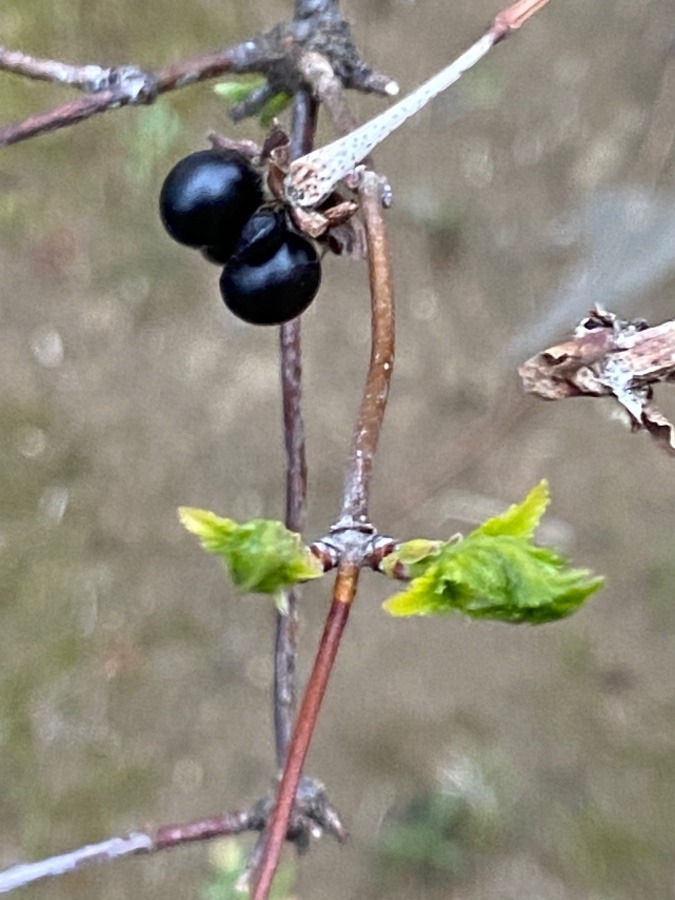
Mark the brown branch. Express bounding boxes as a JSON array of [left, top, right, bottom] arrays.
[[0, 47, 132, 90], [152, 45, 264, 93], [153, 809, 264, 848], [0, 93, 127, 148], [251, 561, 360, 900], [274, 90, 317, 770], [339, 171, 396, 525], [0, 42, 260, 149], [297, 50, 396, 139], [0, 0, 548, 151]]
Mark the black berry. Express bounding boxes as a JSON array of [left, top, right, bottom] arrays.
[[220, 209, 321, 326], [159, 149, 263, 258]]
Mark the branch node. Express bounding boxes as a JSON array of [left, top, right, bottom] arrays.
[[365, 535, 398, 570], [309, 539, 340, 570], [98, 66, 159, 103]]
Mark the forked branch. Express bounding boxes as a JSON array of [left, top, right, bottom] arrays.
[[250, 170, 395, 900], [0, 4, 396, 149]]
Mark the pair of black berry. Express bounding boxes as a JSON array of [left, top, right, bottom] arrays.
[[159, 149, 321, 325]]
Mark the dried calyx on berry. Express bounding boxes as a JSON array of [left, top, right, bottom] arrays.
[[159, 148, 263, 261], [220, 208, 321, 326]]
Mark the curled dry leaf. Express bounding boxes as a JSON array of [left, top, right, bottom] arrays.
[[206, 125, 364, 253], [519, 306, 675, 456]]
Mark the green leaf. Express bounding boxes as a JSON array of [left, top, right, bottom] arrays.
[[213, 76, 267, 103], [382, 482, 603, 624], [179, 508, 323, 595], [258, 92, 292, 127], [214, 77, 290, 127], [476, 479, 549, 538]]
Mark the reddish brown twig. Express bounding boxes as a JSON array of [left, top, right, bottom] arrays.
[[0, 43, 256, 148], [270, 94, 362, 853], [250, 170, 395, 900], [339, 171, 396, 525], [493, 0, 553, 34], [251, 562, 360, 900]]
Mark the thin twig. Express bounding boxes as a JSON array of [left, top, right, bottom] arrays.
[[251, 562, 360, 900], [273, 597, 300, 770], [0, 92, 131, 148], [0, 809, 262, 894], [0, 41, 264, 149], [297, 51, 392, 139], [274, 89, 317, 770], [251, 169, 396, 900], [493, 0, 553, 33], [339, 172, 396, 525], [0, 47, 134, 90]]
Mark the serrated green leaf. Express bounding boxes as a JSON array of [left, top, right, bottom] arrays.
[[179, 508, 323, 595], [382, 483, 603, 624], [179, 508, 238, 551], [213, 76, 267, 103], [476, 480, 549, 539]]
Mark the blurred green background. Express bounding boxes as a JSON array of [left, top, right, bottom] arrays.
[[1, 1, 675, 897]]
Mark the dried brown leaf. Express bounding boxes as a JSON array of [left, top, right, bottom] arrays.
[[519, 306, 675, 455]]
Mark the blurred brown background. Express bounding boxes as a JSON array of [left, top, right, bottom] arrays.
[[1, 1, 675, 897]]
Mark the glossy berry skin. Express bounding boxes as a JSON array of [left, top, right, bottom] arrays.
[[159, 149, 263, 258], [220, 209, 321, 326]]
